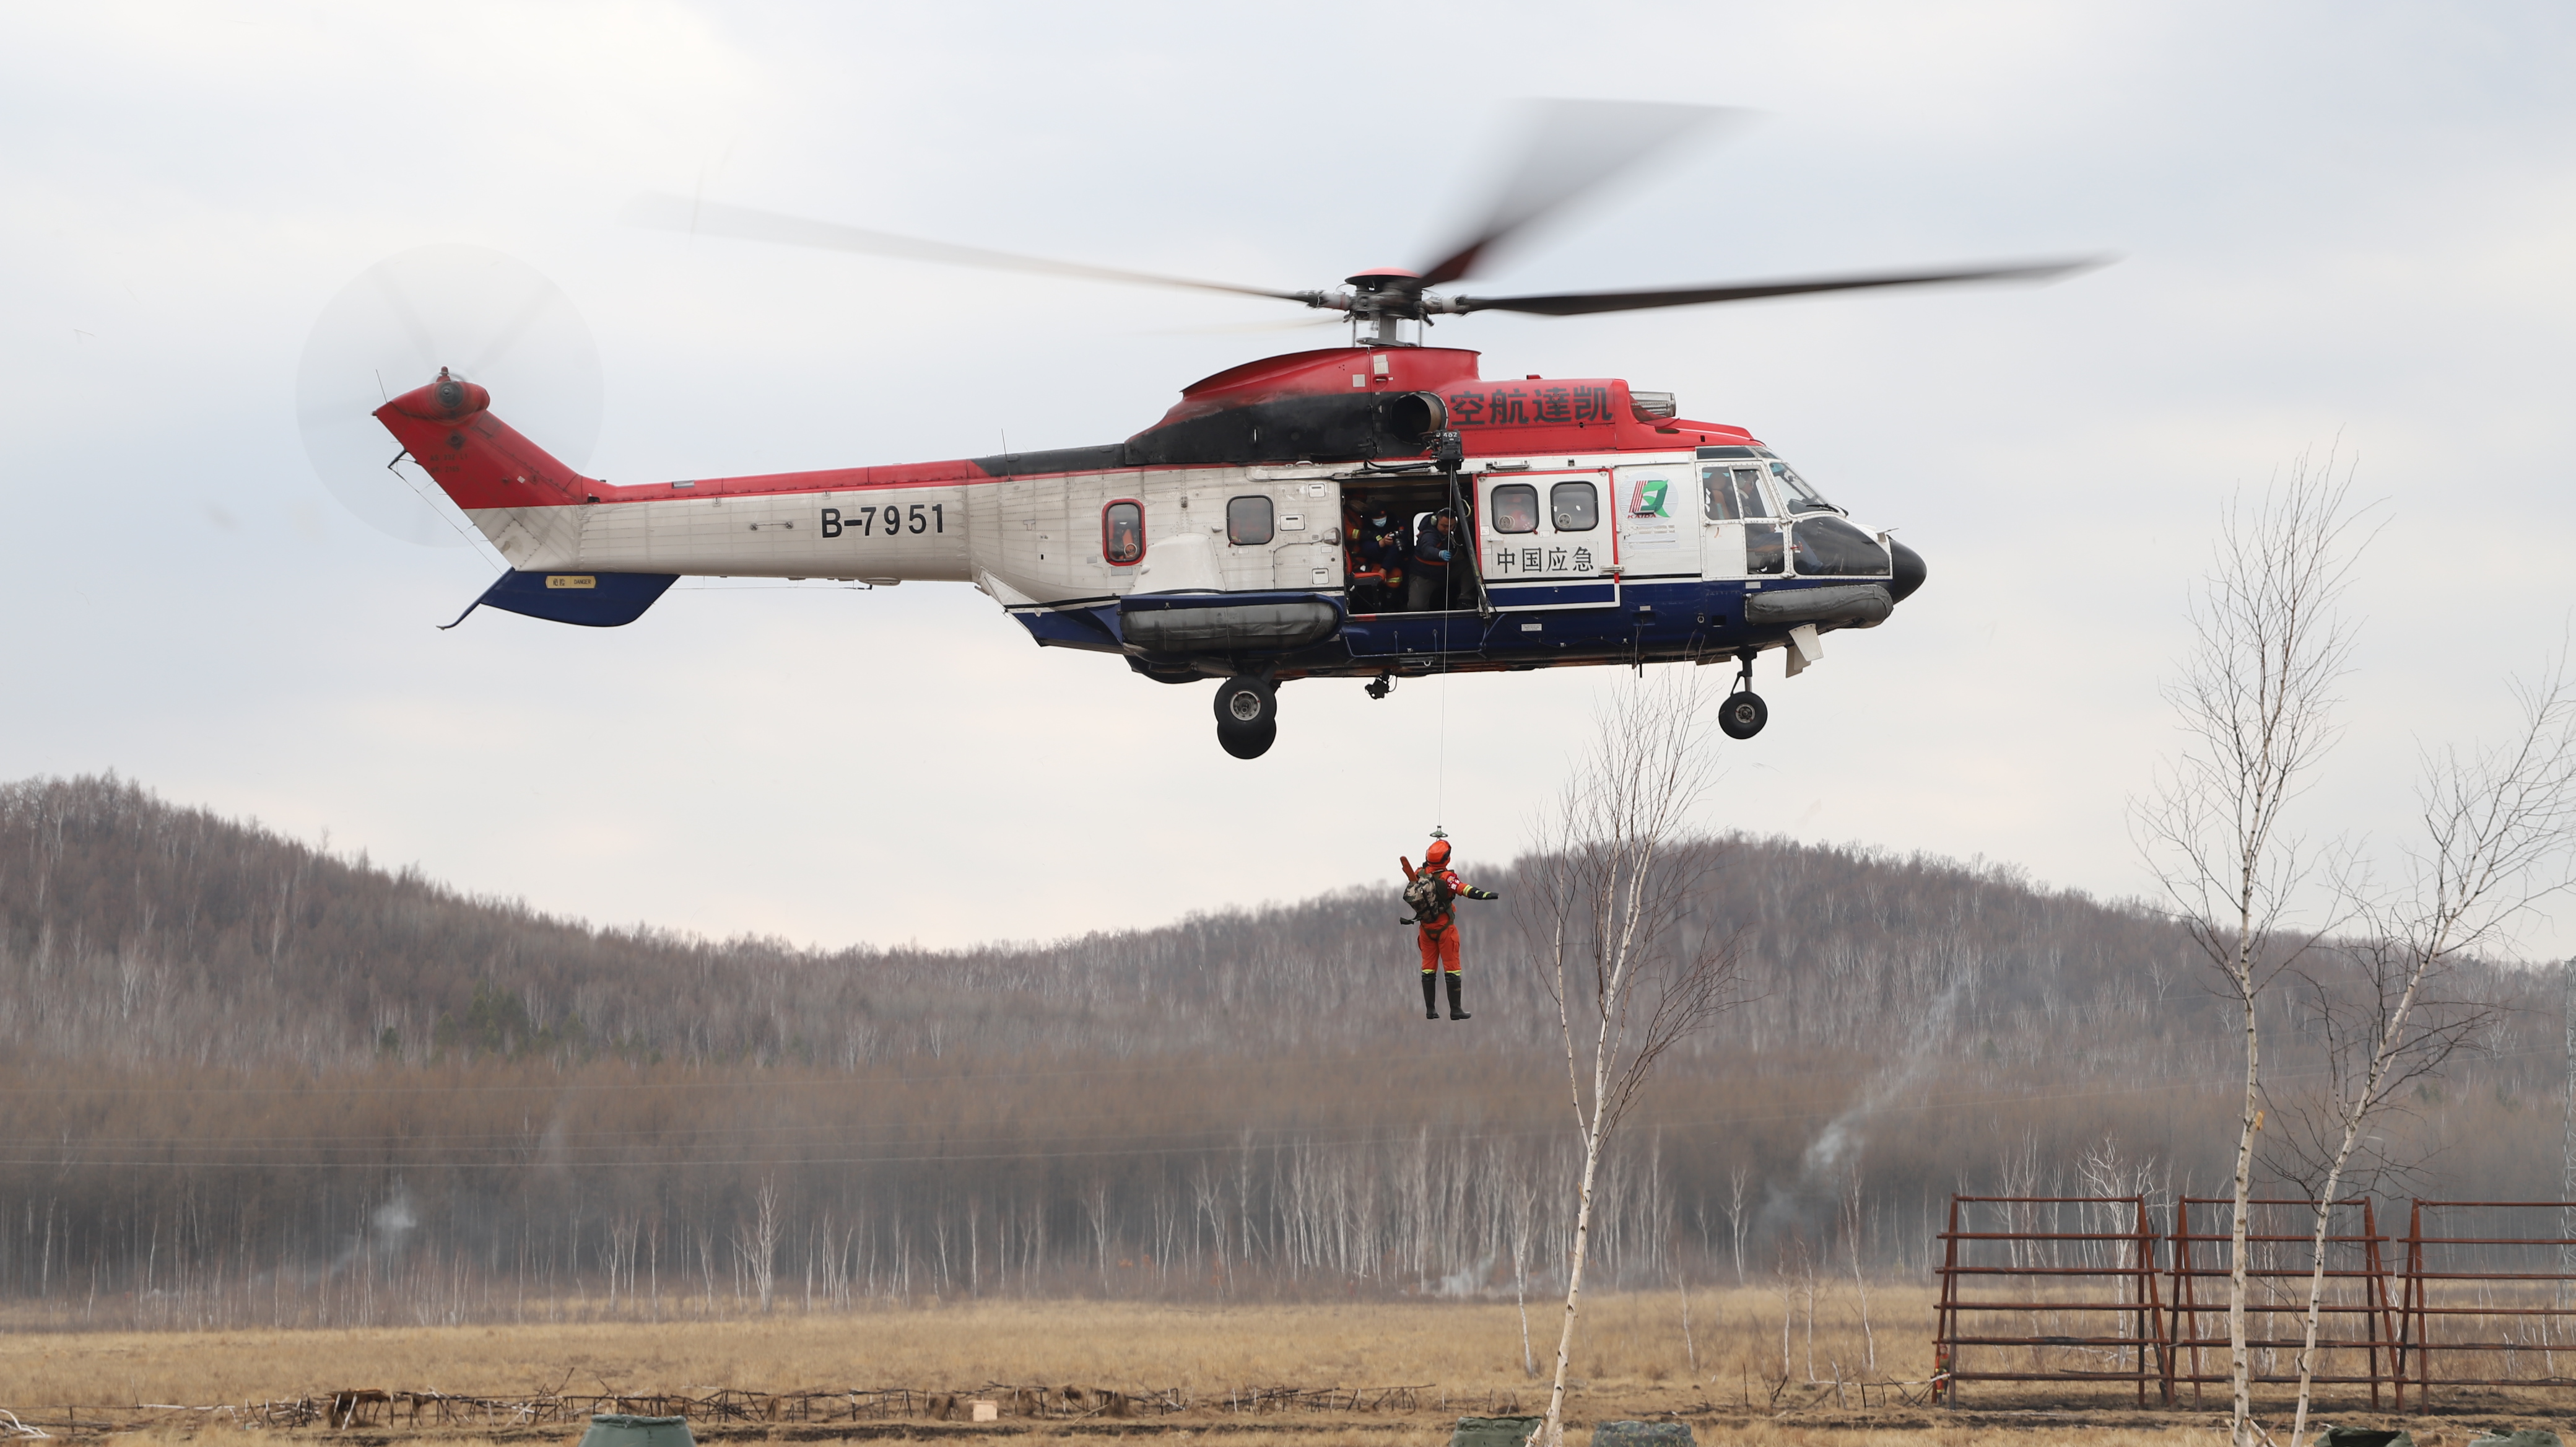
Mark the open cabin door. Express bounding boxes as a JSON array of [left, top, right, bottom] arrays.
[[1476, 470, 1617, 612]]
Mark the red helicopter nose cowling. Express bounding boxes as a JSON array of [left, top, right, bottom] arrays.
[[385, 370, 491, 422]]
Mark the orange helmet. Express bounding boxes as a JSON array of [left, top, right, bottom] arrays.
[[1424, 839, 1452, 867]]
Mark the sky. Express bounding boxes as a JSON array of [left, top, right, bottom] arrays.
[[4, 2, 2573, 957]]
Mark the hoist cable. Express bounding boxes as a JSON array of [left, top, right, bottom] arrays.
[[1437, 650, 1450, 828]]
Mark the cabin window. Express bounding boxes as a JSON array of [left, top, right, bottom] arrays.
[[1226, 495, 1274, 546], [1702, 465, 1767, 522], [1549, 481, 1599, 531], [1791, 516, 1891, 576], [1102, 499, 1144, 566], [1490, 483, 1539, 534]]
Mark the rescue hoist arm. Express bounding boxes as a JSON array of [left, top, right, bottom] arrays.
[[1434, 430, 1495, 621]]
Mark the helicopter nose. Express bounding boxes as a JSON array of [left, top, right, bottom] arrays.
[[1889, 538, 1928, 603]]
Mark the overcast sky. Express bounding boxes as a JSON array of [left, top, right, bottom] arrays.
[[6, 2, 2572, 958]]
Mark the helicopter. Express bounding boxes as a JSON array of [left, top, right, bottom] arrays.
[[349, 102, 2100, 759]]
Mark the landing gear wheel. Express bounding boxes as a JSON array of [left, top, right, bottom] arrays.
[[1718, 691, 1768, 740], [1217, 719, 1277, 759], [1212, 675, 1277, 731]]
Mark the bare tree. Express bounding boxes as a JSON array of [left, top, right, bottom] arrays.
[[1508, 1174, 1539, 1378], [1520, 671, 1745, 1447], [1086, 1179, 1113, 1291], [2273, 666, 2576, 1445], [1676, 1270, 1699, 1375], [734, 1177, 781, 1313], [1842, 1166, 1877, 1373], [2134, 455, 2367, 1447], [1726, 1165, 1749, 1285]]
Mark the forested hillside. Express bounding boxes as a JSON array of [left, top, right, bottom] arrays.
[[0, 774, 2561, 1329]]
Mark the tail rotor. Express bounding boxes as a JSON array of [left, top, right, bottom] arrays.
[[295, 244, 603, 546]]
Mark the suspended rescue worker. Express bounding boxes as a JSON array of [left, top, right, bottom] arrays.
[[1399, 837, 1499, 1020]]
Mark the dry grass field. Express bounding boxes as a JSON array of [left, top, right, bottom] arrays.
[[7, 1288, 1901, 1407], [4, 1287, 2562, 1447], [0, 1285, 2461, 1405]]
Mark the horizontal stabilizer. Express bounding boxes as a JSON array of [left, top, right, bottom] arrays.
[[445, 570, 679, 629]]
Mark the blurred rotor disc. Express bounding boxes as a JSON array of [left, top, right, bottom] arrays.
[[296, 244, 602, 546]]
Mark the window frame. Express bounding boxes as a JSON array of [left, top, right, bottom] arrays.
[[1225, 495, 1276, 547], [1489, 482, 1540, 535], [1548, 479, 1601, 532], [1100, 497, 1146, 567]]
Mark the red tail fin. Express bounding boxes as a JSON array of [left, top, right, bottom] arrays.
[[373, 369, 598, 512]]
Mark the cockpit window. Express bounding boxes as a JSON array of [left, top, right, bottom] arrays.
[[1791, 515, 1891, 577], [1701, 465, 1769, 522], [1746, 523, 1785, 575], [1769, 460, 1837, 514]]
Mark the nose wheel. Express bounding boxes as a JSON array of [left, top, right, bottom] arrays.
[[1718, 650, 1768, 741], [1214, 675, 1279, 758]]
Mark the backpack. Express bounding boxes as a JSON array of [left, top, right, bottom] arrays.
[[1401, 869, 1454, 924]]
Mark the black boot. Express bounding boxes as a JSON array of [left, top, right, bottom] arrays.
[[1421, 973, 1439, 1020], [1445, 973, 1470, 1021]]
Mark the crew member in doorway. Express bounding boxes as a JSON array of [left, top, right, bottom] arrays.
[[1407, 510, 1456, 612], [1399, 837, 1499, 1020], [1349, 499, 1409, 613]]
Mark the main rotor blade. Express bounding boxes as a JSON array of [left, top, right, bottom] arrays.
[[1152, 315, 1348, 336], [1417, 100, 1747, 288], [1448, 258, 2110, 317], [624, 193, 1317, 304]]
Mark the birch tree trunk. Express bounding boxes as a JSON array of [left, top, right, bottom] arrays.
[[1542, 1111, 1608, 1440], [1523, 672, 1744, 1447], [2281, 669, 2575, 1444], [2228, 980, 2258, 1442], [2135, 453, 2367, 1447]]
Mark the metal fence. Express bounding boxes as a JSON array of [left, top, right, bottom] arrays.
[[1933, 1194, 2167, 1405], [2397, 1200, 2576, 1396], [1935, 1194, 2576, 1408]]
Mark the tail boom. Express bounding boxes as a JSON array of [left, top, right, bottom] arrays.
[[373, 372, 972, 580]]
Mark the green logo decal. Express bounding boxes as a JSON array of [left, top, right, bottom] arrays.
[[1629, 479, 1669, 518]]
